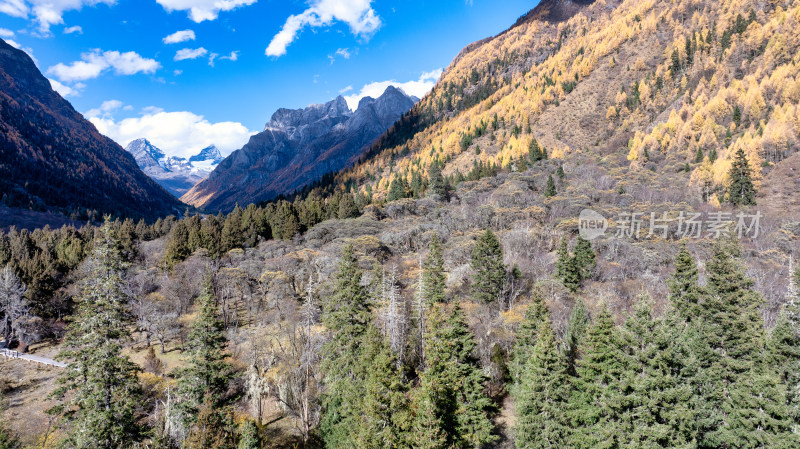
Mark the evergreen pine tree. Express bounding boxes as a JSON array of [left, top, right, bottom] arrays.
[[569, 305, 629, 449], [572, 236, 596, 281], [620, 296, 697, 448], [355, 326, 411, 449], [555, 237, 581, 293], [423, 235, 447, 305], [563, 299, 590, 376], [183, 398, 236, 449], [175, 274, 234, 427], [337, 193, 359, 219], [163, 220, 190, 271], [414, 303, 496, 448], [544, 175, 557, 198], [693, 239, 797, 448], [668, 243, 702, 322], [387, 176, 407, 202], [319, 245, 373, 449], [220, 204, 243, 251], [514, 319, 572, 449], [556, 165, 565, 179], [470, 229, 506, 304], [768, 311, 800, 434], [50, 218, 144, 449], [428, 163, 448, 199], [509, 294, 549, 393], [728, 147, 757, 206]]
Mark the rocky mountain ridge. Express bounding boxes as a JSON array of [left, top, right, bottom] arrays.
[[0, 38, 183, 222], [182, 85, 418, 212], [125, 139, 223, 197]]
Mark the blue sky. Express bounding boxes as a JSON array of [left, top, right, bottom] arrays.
[[0, 0, 536, 158]]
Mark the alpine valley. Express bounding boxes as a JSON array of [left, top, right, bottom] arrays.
[[1, 1, 800, 449], [125, 139, 224, 197]]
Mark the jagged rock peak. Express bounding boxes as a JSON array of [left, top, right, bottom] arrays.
[[189, 144, 223, 163], [266, 95, 352, 130]]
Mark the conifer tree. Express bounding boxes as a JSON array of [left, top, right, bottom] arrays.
[[514, 319, 572, 449], [183, 398, 236, 449], [668, 243, 702, 322], [555, 237, 581, 292], [569, 305, 629, 449], [163, 220, 190, 271], [768, 311, 800, 434], [621, 296, 696, 448], [728, 147, 757, 206], [510, 294, 548, 393], [414, 303, 496, 448], [428, 163, 448, 199], [556, 165, 565, 179], [692, 239, 797, 448], [337, 193, 359, 219], [563, 299, 589, 376], [422, 235, 447, 305], [544, 175, 557, 198], [470, 229, 506, 304], [50, 218, 144, 449], [555, 237, 570, 279], [572, 236, 595, 281], [387, 176, 407, 202], [220, 204, 243, 251], [319, 245, 372, 449], [355, 326, 411, 449], [175, 274, 234, 427]]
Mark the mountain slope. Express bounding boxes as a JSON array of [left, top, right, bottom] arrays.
[[126, 139, 222, 197], [0, 39, 183, 221], [328, 0, 799, 217], [182, 86, 417, 212]]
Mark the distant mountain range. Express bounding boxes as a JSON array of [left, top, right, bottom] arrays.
[[125, 139, 223, 197], [182, 85, 418, 212], [0, 38, 182, 223]]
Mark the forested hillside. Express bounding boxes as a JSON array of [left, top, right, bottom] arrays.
[[1, 0, 800, 448], [0, 40, 184, 223]]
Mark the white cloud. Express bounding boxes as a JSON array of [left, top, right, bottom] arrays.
[[87, 104, 256, 158], [339, 85, 352, 94], [343, 69, 441, 110], [266, 0, 380, 57], [47, 49, 160, 82], [209, 50, 238, 66], [0, 27, 14, 37], [0, 0, 115, 34], [328, 47, 352, 64], [335, 47, 351, 59], [49, 78, 84, 96], [63, 24, 81, 33], [156, 0, 256, 23], [85, 99, 122, 117], [0, 0, 28, 18], [163, 29, 194, 44], [174, 47, 207, 61]]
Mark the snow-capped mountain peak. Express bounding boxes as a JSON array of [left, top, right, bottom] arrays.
[[124, 139, 224, 197]]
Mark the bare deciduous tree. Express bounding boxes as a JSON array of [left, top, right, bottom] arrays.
[[0, 264, 28, 347]]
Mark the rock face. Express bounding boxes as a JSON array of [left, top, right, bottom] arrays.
[[125, 139, 223, 197], [182, 85, 417, 212], [512, 0, 596, 26], [0, 39, 182, 222]]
